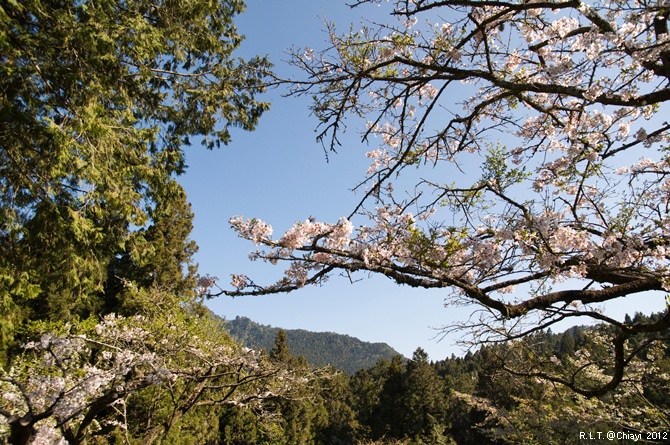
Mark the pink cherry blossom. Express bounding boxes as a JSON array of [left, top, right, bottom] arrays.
[[227, 0, 670, 396]]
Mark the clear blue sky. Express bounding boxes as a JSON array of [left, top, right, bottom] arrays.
[[179, 1, 667, 360]]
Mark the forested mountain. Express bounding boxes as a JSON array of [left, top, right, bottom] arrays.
[[223, 316, 402, 374], [216, 312, 670, 445]]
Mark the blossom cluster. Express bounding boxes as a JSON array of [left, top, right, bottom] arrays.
[[230, 189, 670, 297], [1, 312, 297, 444], [229, 0, 670, 393]]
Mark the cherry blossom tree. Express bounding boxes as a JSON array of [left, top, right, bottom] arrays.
[[0, 310, 306, 445], [221, 0, 670, 396]]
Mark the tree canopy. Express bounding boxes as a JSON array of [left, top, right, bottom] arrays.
[[0, 0, 270, 354], [224, 0, 670, 396], [0, 0, 286, 442]]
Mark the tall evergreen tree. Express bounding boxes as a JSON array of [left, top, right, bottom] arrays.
[[267, 328, 320, 445], [104, 180, 198, 314], [0, 0, 270, 357], [349, 357, 393, 440], [401, 348, 449, 442], [374, 354, 406, 439], [270, 329, 292, 364]]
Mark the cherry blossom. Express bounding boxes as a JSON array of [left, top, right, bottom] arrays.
[[222, 0, 670, 395], [1, 311, 310, 444]]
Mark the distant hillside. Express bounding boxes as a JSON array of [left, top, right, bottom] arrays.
[[222, 316, 402, 374]]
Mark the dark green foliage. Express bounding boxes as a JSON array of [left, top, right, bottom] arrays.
[[188, 313, 670, 444], [224, 316, 401, 373], [401, 348, 449, 441], [0, 0, 271, 358], [332, 314, 670, 445], [104, 181, 199, 315], [219, 406, 273, 445], [270, 329, 293, 364], [348, 350, 450, 444], [346, 356, 394, 439], [312, 372, 358, 445], [216, 332, 358, 445], [370, 355, 406, 439]]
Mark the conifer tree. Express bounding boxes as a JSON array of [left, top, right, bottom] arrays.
[[401, 348, 449, 442], [0, 0, 270, 356], [271, 329, 293, 364]]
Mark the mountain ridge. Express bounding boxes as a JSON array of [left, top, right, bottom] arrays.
[[220, 315, 403, 374]]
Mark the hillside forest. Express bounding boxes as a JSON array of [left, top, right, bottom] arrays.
[[2, 0, 670, 444], [219, 312, 670, 445]]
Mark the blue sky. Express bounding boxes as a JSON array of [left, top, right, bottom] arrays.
[[179, 1, 668, 360]]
